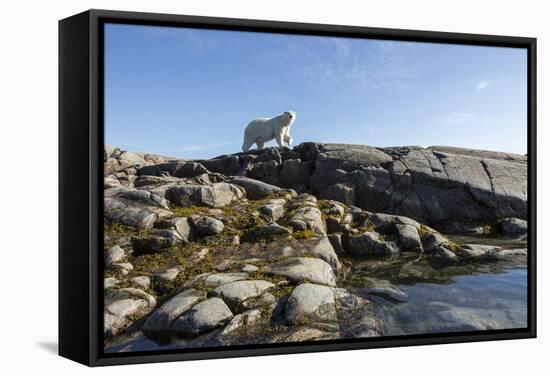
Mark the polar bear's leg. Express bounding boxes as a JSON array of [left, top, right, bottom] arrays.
[[256, 139, 265, 150], [275, 130, 285, 147], [242, 138, 254, 152], [283, 128, 293, 146]]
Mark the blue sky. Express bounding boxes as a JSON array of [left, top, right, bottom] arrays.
[[104, 23, 527, 159]]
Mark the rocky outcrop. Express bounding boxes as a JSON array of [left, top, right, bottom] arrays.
[[102, 144, 528, 350], [181, 143, 528, 227]]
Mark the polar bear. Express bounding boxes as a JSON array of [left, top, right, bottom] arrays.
[[242, 111, 296, 152]]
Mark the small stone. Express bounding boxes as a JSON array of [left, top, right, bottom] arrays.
[[191, 216, 225, 237], [395, 224, 423, 252], [220, 309, 262, 336], [131, 276, 151, 289], [212, 280, 275, 312], [104, 277, 120, 289], [241, 264, 259, 273], [111, 262, 133, 275], [104, 245, 125, 266]]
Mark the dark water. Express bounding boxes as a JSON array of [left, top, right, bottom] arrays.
[[341, 235, 528, 335]]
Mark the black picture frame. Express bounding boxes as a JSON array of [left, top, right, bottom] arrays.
[[59, 8, 537, 367]]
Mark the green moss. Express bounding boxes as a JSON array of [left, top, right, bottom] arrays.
[[418, 224, 431, 239], [447, 239, 462, 252], [171, 205, 209, 217], [271, 284, 294, 299], [292, 229, 317, 240], [481, 224, 495, 235]]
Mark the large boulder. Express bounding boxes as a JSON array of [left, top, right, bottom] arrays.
[[499, 218, 528, 234], [395, 224, 423, 252], [230, 177, 282, 199], [343, 232, 399, 256], [104, 288, 156, 337], [285, 283, 337, 325], [171, 298, 234, 337], [212, 280, 275, 312], [142, 289, 205, 333], [264, 257, 336, 286], [190, 216, 225, 237], [165, 182, 244, 208]]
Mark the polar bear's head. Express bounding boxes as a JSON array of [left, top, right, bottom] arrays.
[[282, 111, 297, 126]]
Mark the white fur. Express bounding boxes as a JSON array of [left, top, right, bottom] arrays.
[[242, 111, 296, 152]]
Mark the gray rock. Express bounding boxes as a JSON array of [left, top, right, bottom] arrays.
[[187, 272, 249, 288], [456, 244, 502, 260], [395, 224, 423, 252], [131, 276, 151, 289], [191, 216, 225, 237], [153, 267, 181, 283], [427, 246, 458, 264], [286, 283, 337, 325], [104, 277, 120, 289], [288, 219, 308, 231], [288, 205, 326, 235], [111, 262, 133, 275], [220, 309, 262, 336], [142, 289, 205, 333], [118, 151, 146, 166], [212, 280, 275, 312], [120, 189, 170, 210], [326, 183, 356, 205], [259, 203, 285, 222], [131, 229, 183, 254], [230, 177, 282, 199], [241, 264, 259, 273], [423, 232, 450, 252], [154, 217, 194, 243], [500, 218, 528, 234], [344, 232, 399, 256], [171, 298, 233, 337], [328, 233, 346, 255], [104, 197, 158, 229], [242, 223, 291, 242], [104, 288, 156, 337], [104, 245, 125, 266], [166, 182, 244, 208], [264, 257, 337, 286], [304, 236, 342, 270]]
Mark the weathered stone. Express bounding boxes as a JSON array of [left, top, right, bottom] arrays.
[[153, 267, 181, 283], [220, 309, 262, 336], [230, 177, 282, 199], [456, 244, 502, 260], [187, 272, 249, 288], [395, 224, 423, 252], [111, 262, 133, 275], [131, 229, 183, 254], [286, 283, 337, 325], [241, 264, 259, 273], [344, 232, 399, 256], [259, 203, 285, 222], [142, 289, 205, 333], [500, 218, 528, 234], [242, 223, 291, 242], [190, 216, 225, 237], [104, 245, 125, 266], [328, 233, 345, 255], [131, 276, 151, 289], [212, 280, 275, 312], [154, 217, 194, 243], [171, 298, 233, 337], [104, 197, 158, 229], [326, 183, 356, 205], [288, 206, 326, 235], [104, 277, 120, 289], [427, 246, 458, 264], [104, 288, 156, 337], [264, 257, 336, 286], [166, 182, 244, 208], [118, 151, 146, 166]]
